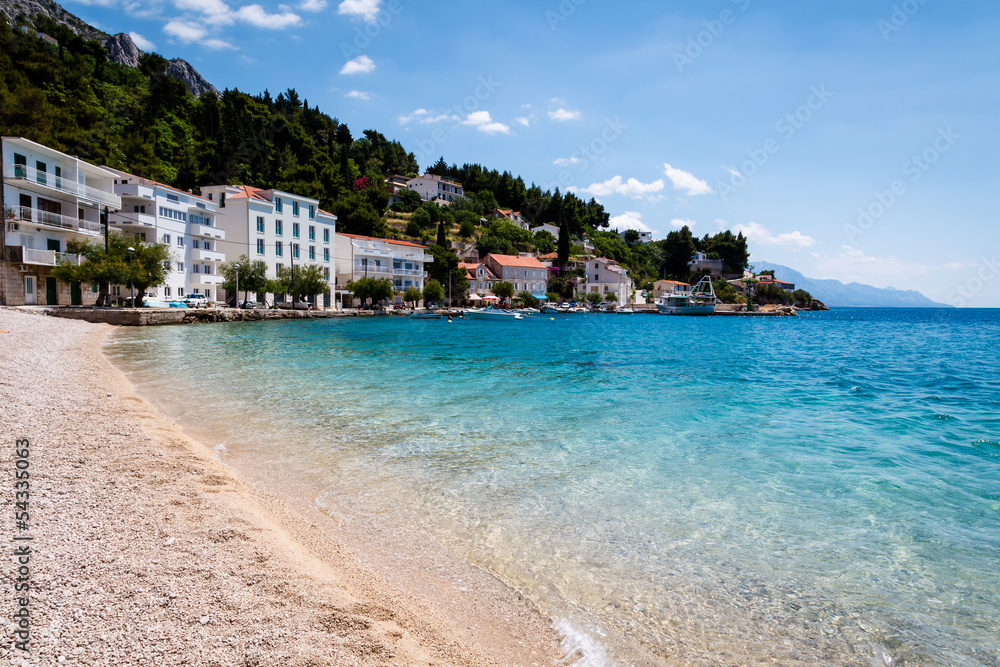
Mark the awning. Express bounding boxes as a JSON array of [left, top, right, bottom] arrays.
[[467, 293, 482, 301], [483, 294, 500, 300], [531, 293, 548, 300]]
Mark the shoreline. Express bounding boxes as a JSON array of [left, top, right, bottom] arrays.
[[0, 308, 564, 666]]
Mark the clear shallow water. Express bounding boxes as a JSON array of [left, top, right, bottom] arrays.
[[106, 309, 1000, 666]]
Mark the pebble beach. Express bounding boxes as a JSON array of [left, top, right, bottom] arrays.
[[0, 308, 562, 666]]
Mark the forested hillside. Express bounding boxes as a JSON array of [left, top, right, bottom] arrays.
[[1, 12, 748, 286]]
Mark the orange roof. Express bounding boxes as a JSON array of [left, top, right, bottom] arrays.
[[539, 252, 558, 259], [486, 253, 547, 269], [227, 185, 271, 202], [339, 233, 428, 249]]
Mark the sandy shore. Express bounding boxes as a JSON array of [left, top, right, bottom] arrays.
[[0, 308, 564, 666]]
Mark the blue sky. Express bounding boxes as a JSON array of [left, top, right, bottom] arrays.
[[67, 0, 1000, 306]]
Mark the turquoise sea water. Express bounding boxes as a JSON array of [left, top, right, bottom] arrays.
[[106, 309, 1000, 666]]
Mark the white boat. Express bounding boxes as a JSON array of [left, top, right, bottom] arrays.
[[464, 308, 524, 320], [541, 304, 560, 314], [657, 276, 717, 316]]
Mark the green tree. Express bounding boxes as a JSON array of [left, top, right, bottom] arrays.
[[422, 279, 444, 305], [557, 211, 570, 268], [791, 289, 814, 306], [622, 229, 640, 244], [277, 264, 329, 304], [713, 279, 742, 304], [516, 291, 537, 307], [492, 280, 515, 300], [219, 255, 273, 305], [403, 286, 422, 307], [389, 189, 422, 212], [345, 276, 393, 307], [584, 291, 603, 306], [459, 218, 476, 239], [53, 235, 170, 307], [533, 230, 556, 254], [661, 225, 696, 280]]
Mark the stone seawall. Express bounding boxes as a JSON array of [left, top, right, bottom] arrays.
[[18, 307, 376, 326]]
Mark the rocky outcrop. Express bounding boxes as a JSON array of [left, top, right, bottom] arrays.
[[0, 0, 106, 42], [105, 32, 140, 68], [809, 299, 829, 311], [166, 58, 220, 98]]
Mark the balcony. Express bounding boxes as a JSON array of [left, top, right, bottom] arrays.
[[115, 182, 156, 199], [351, 242, 393, 259], [7, 206, 103, 236], [113, 212, 156, 228], [188, 223, 224, 240], [397, 251, 434, 263], [393, 267, 428, 277], [4, 245, 82, 266], [353, 260, 392, 276], [2, 164, 120, 208], [189, 248, 225, 262]]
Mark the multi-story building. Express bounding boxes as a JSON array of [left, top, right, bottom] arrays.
[[620, 229, 652, 244], [688, 251, 724, 277], [482, 254, 549, 299], [653, 279, 692, 298], [334, 233, 433, 305], [577, 257, 633, 304], [1, 136, 120, 306], [406, 173, 463, 204], [200, 184, 337, 308], [492, 208, 527, 229], [106, 168, 225, 301], [463, 260, 499, 296]]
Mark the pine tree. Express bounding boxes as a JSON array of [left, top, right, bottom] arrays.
[[557, 210, 570, 269]]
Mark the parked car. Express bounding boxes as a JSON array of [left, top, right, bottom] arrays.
[[181, 293, 207, 307]]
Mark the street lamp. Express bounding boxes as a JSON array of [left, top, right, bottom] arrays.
[[234, 263, 240, 308], [127, 246, 135, 307]]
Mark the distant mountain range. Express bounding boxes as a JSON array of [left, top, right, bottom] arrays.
[[0, 0, 218, 97], [753, 262, 952, 308]]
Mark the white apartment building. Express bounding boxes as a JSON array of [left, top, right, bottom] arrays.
[[107, 168, 225, 301], [530, 223, 560, 238], [1, 137, 120, 306], [200, 184, 337, 308], [334, 233, 433, 305], [406, 174, 463, 204], [578, 257, 633, 304], [620, 229, 652, 244]]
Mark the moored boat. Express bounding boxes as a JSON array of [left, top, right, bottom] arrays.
[[464, 308, 524, 320], [657, 276, 717, 316]]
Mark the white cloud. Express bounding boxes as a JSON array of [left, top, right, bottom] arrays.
[[549, 108, 581, 122], [662, 163, 712, 196], [553, 157, 580, 167], [337, 0, 379, 21], [346, 90, 371, 101], [609, 211, 652, 234], [235, 4, 301, 27], [514, 116, 531, 127], [733, 222, 815, 248], [203, 37, 236, 49], [340, 55, 375, 74], [128, 31, 156, 51], [300, 0, 326, 10], [462, 111, 512, 135], [68, 0, 117, 6], [576, 175, 664, 198], [722, 166, 741, 178], [174, 0, 231, 23], [670, 218, 695, 229], [398, 109, 459, 125], [164, 19, 208, 42]]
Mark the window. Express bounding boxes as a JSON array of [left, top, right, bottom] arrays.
[[36, 161, 46, 185], [323, 228, 330, 243], [309, 205, 316, 220], [256, 216, 265, 233], [292, 201, 299, 216], [164, 287, 171, 297], [193, 264, 200, 274], [323, 267, 329, 280], [176, 262, 184, 272], [276, 263, 283, 274], [177, 237, 184, 247], [257, 239, 265, 255], [308, 226, 315, 241], [133, 205, 146, 213], [192, 239, 200, 249], [204, 265, 212, 275], [275, 241, 283, 257], [158, 207, 186, 222], [162, 234, 171, 245], [323, 248, 330, 262], [292, 222, 300, 238], [309, 246, 315, 260], [275, 197, 282, 213], [292, 243, 300, 259], [13, 153, 27, 178], [162, 261, 171, 272], [166, 194, 179, 203], [275, 220, 283, 235]]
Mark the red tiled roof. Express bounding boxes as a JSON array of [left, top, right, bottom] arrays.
[[227, 185, 271, 202], [339, 233, 428, 249], [539, 252, 558, 259], [486, 253, 547, 269]]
